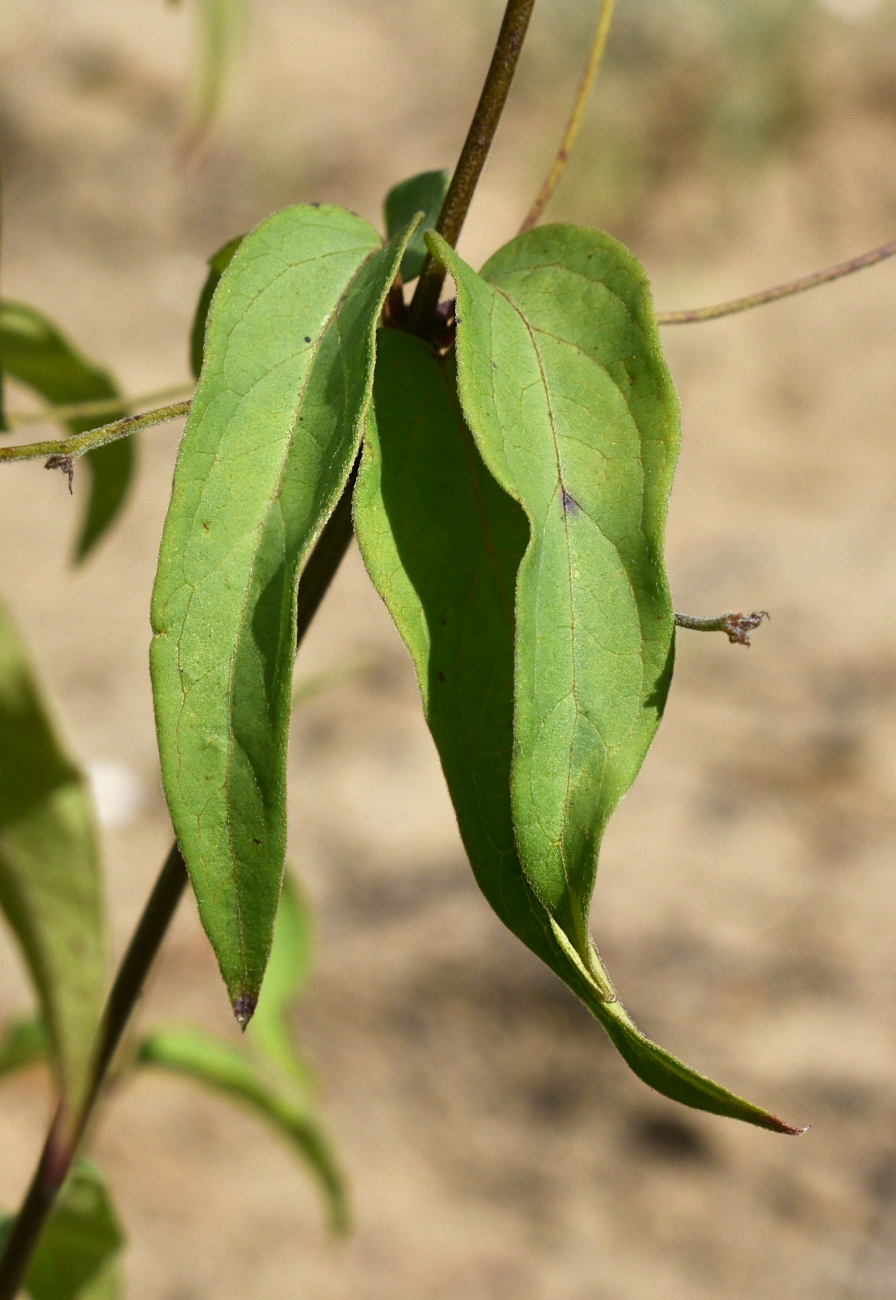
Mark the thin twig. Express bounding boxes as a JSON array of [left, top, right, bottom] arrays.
[[675, 610, 768, 646], [0, 400, 191, 466], [518, 0, 616, 234], [411, 0, 538, 332], [5, 384, 194, 429], [657, 238, 896, 325]]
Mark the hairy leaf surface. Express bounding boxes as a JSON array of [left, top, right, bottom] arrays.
[[0, 302, 134, 560], [137, 1026, 347, 1231], [0, 1161, 125, 1300], [355, 327, 798, 1131], [383, 170, 450, 283], [0, 594, 105, 1120], [151, 204, 418, 1017]]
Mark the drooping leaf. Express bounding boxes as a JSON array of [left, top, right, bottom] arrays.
[[383, 169, 450, 283], [188, 235, 243, 380], [355, 325, 799, 1131], [0, 1016, 47, 1081], [248, 872, 315, 1089], [137, 1027, 348, 1232], [0, 592, 106, 1123], [151, 204, 419, 1019], [0, 1161, 125, 1300], [184, 0, 248, 153], [0, 301, 134, 561]]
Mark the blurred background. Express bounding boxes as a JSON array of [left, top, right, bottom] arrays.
[[2, 0, 896, 1295]]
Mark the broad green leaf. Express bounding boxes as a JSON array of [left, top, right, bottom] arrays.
[[151, 204, 419, 1020], [0, 1161, 126, 1300], [0, 1016, 47, 1081], [0, 302, 134, 561], [189, 235, 243, 380], [248, 872, 315, 1089], [432, 226, 677, 965], [137, 1027, 348, 1232], [0, 593, 106, 1122], [383, 169, 450, 283], [355, 326, 799, 1132]]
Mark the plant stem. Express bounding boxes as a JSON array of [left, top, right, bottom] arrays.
[[518, 0, 615, 234], [674, 610, 768, 646], [0, 845, 188, 1300], [6, 384, 194, 429], [410, 0, 538, 332], [657, 237, 896, 325], [0, 469, 357, 1296], [0, 401, 191, 466]]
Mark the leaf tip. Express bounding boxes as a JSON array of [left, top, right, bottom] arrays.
[[232, 994, 257, 1030]]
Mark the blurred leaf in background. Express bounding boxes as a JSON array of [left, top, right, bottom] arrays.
[[183, 0, 249, 155]]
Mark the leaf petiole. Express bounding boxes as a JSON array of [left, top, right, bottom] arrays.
[[674, 610, 768, 646], [0, 401, 191, 467]]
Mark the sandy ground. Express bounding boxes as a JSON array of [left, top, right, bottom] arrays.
[[3, 1, 896, 1296]]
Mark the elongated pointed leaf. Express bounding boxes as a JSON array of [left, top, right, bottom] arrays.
[[151, 205, 419, 1019], [185, 0, 248, 153], [355, 327, 799, 1131], [0, 1016, 47, 1081], [0, 1161, 125, 1300], [383, 170, 450, 283], [137, 1027, 348, 1232], [189, 235, 243, 380], [0, 593, 106, 1121], [0, 302, 134, 561], [248, 871, 315, 1089]]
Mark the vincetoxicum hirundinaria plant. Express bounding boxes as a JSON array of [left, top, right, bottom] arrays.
[[4, 0, 896, 1290]]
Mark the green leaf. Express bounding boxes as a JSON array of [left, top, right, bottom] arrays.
[[189, 235, 243, 380], [185, 0, 248, 153], [0, 592, 106, 1121], [137, 1027, 348, 1233], [0, 1161, 126, 1300], [383, 169, 450, 283], [0, 302, 134, 562], [151, 204, 419, 1020], [355, 325, 799, 1132], [0, 1016, 47, 1081], [248, 872, 315, 1089]]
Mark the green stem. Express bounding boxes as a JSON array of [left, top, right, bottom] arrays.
[[0, 469, 358, 1296], [410, 0, 538, 332], [6, 385, 194, 429], [657, 237, 896, 325], [518, 0, 616, 234], [0, 401, 191, 467]]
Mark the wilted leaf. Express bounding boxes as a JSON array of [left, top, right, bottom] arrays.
[[0, 593, 106, 1122], [151, 205, 419, 1019], [383, 169, 450, 283], [0, 1162, 125, 1300], [137, 1027, 348, 1232], [0, 301, 134, 561], [355, 321, 798, 1131]]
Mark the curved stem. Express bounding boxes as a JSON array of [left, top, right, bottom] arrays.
[[0, 472, 356, 1297], [518, 0, 616, 234], [6, 385, 194, 429], [657, 237, 896, 325], [410, 0, 538, 332], [0, 401, 191, 466]]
